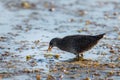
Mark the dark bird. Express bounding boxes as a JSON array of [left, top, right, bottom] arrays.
[[48, 33, 105, 60]]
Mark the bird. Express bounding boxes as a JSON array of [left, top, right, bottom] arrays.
[[48, 33, 105, 61]]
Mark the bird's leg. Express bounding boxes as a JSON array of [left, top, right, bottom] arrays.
[[79, 53, 84, 61], [75, 53, 84, 61], [80, 53, 83, 58], [76, 54, 80, 60]]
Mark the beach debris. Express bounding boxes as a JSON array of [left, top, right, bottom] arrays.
[[53, 54, 60, 59], [116, 71, 120, 76], [26, 55, 32, 61], [0, 36, 7, 41], [34, 68, 40, 73], [109, 49, 115, 53], [43, 2, 56, 12], [30, 60, 37, 67], [78, 10, 87, 16], [21, 1, 31, 9], [85, 20, 92, 25], [107, 63, 116, 68], [21, 1, 35, 9], [44, 53, 53, 58], [23, 68, 32, 73], [107, 71, 114, 77], [44, 53, 60, 59], [34, 40, 40, 45], [49, 8, 55, 12], [2, 51, 10, 56], [68, 18, 75, 22], [58, 75, 64, 80], [83, 77, 91, 80], [46, 75, 55, 80]]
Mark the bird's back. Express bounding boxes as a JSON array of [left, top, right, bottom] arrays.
[[57, 34, 105, 54]]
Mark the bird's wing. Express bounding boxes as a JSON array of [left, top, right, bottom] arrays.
[[64, 35, 98, 52]]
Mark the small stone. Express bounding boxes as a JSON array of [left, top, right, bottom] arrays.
[[107, 63, 116, 68], [93, 73, 100, 76], [77, 29, 83, 33], [46, 75, 55, 80], [78, 10, 87, 16], [116, 63, 120, 68], [30, 61, 37, 67], [23, 68, 31, 73], [34, 40, 40, 45], [107, 71, 114, 77], [116, 71, 120, 76], [104, 13, 109, 19], [26, 55, 32, 61], [109, 50, 115, 53], [34, 69, 40, 73], [113, 12, 118, 16], [59, 75, 63, 79], [49, 8, 55, 12], [63, 70, 69, 75], [31, 46, 35, 49], [54, 54, 60, 59], [68, 18, 74, 22], [85, 20, 91, 25], [44, 53, 53, 58], [21, 1, 31, 9]]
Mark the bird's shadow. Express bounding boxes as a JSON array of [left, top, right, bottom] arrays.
[[60, 57, 89, 62]]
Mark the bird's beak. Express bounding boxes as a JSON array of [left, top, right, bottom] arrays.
[[47, 46, 52, 52]]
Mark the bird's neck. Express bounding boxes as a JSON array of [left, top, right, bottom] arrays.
[[54, 39, 61, 47], [56, 39, 66, 50], [56, 39, 62, 46]]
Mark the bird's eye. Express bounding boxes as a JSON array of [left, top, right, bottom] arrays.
[[50, 42, 53, 46]]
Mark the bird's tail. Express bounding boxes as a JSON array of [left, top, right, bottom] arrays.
[[95, 29, 116, 40], [96, 33, 105, 40]]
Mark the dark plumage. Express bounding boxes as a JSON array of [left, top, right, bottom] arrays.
[[48, 33, 105, 60]]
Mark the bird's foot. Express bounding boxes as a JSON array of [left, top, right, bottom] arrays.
[[75, 53, 84, 61], [77, 56, 84, 61]]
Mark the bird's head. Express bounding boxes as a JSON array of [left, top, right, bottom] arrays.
[[47, 38, 60, 51]]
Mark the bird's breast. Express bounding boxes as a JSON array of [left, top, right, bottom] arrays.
[[56, 42, 76, 54]]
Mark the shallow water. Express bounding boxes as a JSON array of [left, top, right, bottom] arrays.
[[0, 0, 120, 80]]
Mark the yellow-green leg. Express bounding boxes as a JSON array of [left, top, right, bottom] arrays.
[[76, 53, 84, 61]]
